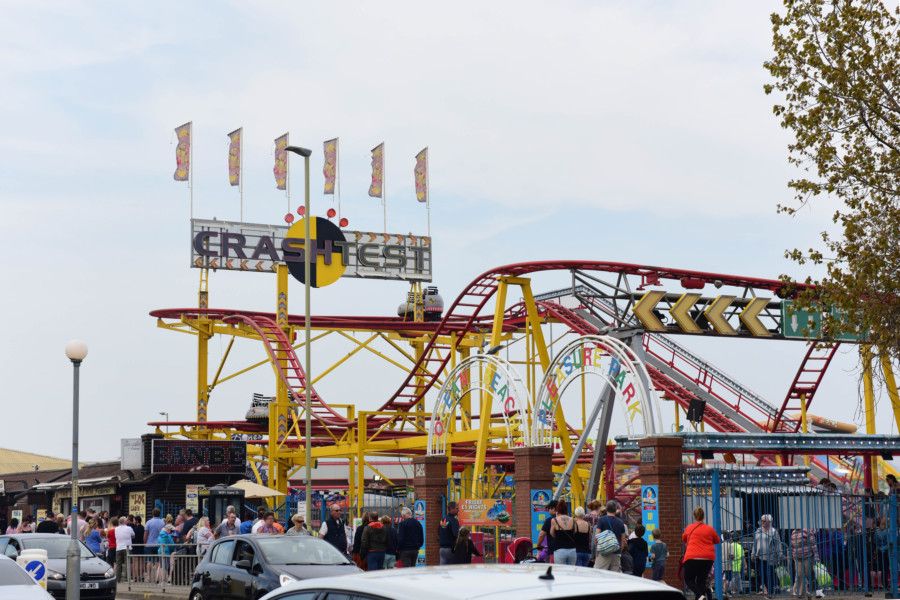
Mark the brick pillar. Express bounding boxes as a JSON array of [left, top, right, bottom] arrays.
[[638, 436, 684, 589], [513, 446, 554, 540], [413, 455, 448, 566]]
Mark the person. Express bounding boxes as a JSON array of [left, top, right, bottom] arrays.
[[194, 517, 214, 555], [255, 512, 278, 534], [681, 506, 720, 600], [85, 519, 104, 555], [70, 511, 88, 540], [874, 516, 890, 591], [172, 510, 186, 541], [352, 514, 371, 570], [320, 505, 350, 555], [105, 517, 118, 568], [791, 526, 818, 599], [451, 526, 482, 564], [887, 474, 899, 495], [144, 508, 165, 556], [572, 507, 593, 567], [381, 516, 399, 569], [549, 500, 578, 565], [438, 502, 461, 566], [155, 524, 176, 584], [36, 511, 58, 534], [722, 532, 744, 597], [361, 511, 388, 571], [181, 509, 199, 543], [130, 515, 145, 550], [18, 515, 34, 533], [54, 515, 66, 535], [214, 512, 239, 539], [251, 506, 268, 533], [649, 529, 668, 582], [114, 516, 134, 582], [536, 501, 557, 562], [5, 518, 18, 535], [594, 500, 627, 572], [584, 500, 601, 530], [627, 524, 649, 577], [751, 514, 782, 598], [286, 514, 311, 536], [397, 506, 424, 567], [239, 510, 254, 534]]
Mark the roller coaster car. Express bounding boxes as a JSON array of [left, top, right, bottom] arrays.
[[397, 286, 444, 322], [245, 392, 275, 422]]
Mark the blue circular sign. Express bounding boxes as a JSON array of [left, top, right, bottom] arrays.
[[25, 560, 45, 581]]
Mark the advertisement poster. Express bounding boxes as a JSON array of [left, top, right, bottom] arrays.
[[530, 489, 552, 546], [11, 510, 22, 524], [129, 491, 146, 521], [458, 499, 512, 527], [640, 484, 659, 569], [413, 499, 426, 567], [185, 485, 206, 514]]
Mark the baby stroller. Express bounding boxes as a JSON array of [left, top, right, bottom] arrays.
[[505, 537, 540, 564]]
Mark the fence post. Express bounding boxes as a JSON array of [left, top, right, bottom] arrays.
[[638, 436, 684, 589], [890, 493, 898, 599], [711, 468, 722, 600]]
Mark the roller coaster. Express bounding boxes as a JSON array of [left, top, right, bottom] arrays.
[[149, 259, 900, 510]]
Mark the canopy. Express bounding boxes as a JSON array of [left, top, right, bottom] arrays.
[[231, 479, 285, 499]]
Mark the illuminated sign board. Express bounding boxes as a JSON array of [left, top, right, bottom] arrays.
[[191, 218, 432, 284], [151, 439, 247, 474]]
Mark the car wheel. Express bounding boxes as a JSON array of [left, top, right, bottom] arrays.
[[190, 591, 205, 600]]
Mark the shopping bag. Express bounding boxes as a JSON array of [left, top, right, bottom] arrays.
[[814, 562, 832, 588], [776, 565, 792, 589]]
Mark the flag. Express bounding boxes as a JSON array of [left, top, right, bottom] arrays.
[[323, 138, 338, 194], [414, 147, 428, 203], [227, 128, 242, 186], [274, 133, 289, 190], [173, 122, 191, 181], [369, 142, 384, 198]]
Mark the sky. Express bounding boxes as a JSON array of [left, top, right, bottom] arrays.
[[0, 1, 894, 463]]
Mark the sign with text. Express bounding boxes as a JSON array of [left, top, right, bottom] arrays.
[[414, 499, 426, 567], [151, 439, 247, 474], [191, 218, 432, 283], [530, 490, 552, 546], [458, 499, 512, 527], [121, 438, 143, 470], [640, 485, 659, 571], [128, 491, 146, 521]]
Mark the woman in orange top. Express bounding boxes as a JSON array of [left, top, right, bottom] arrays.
[[681, 506, 720, 600]]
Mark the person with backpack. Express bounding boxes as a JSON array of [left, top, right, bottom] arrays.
[[682, 506, 721, 600], [790, 527, 819, 599], [594, 500, 627, 571], [549, 500, 578, 565]]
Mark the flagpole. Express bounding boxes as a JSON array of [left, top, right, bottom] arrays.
[[286, 133, 291, 216], [239, 128, 244, 222], [336, 138, 342, 221], [382, 143, 387, 234], [189, 122, 194, 220], [426, 147, 431, 238]]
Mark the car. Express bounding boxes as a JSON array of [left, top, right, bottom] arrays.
[[0, 556, 54, 599], [0, 534, 116, 600], [190, 534, 361, 600], [259, 564, 686, 600]]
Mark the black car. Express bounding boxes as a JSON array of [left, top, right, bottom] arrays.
[[0, 534, 116, 600], [190, 534, 360, 600]]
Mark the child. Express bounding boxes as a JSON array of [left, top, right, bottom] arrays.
[[649, 529, 668, 581], [627, 524, 649, 577], [722, 532, 744, 597], [451, 526, 482, 564]]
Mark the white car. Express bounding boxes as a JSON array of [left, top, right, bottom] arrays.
[[0, 556, 53, 599], [259, 564, 685, 600]]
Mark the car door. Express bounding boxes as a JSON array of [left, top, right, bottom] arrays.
[[205, 539, 236, 599], [224, 540, 259, 600]]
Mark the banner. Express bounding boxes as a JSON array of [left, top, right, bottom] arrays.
[[458, 499, 512, 527], [323, 138, 338, 194], [173, 122, 191, 181], [414, 499, 426, 567], [128, 491, 146, 521], [368, 142, 384, 198], [530, 490, 552, 546], [414, 147, 427, 203], [640, 484, 658, 570], [274, 133, 289, 190], [185, 485, 204, 513], [228, 128, 242, 186]]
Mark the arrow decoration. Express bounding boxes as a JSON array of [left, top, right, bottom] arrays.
[[670, 293, 703, 334], [632, 291, 667, 332], [704, 295, 738, 335], [739, 297, 772, 337]]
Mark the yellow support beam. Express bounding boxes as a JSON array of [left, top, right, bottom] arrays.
[[880, 354, 900, 434], [863, 346, 877, 487]]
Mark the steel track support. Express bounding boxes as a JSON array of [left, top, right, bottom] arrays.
[[863, 346, 876, 489], [197, 267, 211, 425], [268, 265, 291, 496], [881, 354, 900, 434]]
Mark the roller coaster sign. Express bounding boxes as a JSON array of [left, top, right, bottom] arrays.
[[191, 218, 432, 286]]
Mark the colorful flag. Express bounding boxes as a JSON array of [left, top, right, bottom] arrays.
[[173, 122, 191, 181], [273, 133, 289, 190], [323, 138, 338, 194], [414, 147, 428, 203], [227, 128, 242, 187], [369, 142, 384, 198]]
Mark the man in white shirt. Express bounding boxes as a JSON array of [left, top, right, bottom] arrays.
[[114, 517, 134, 581]]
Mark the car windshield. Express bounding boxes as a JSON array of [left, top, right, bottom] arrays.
[[255, 537, 351, 565], [0, 560, 36, 586], [22, 538, 94, 559]]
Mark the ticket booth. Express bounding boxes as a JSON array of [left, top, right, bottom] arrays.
[[205, 484, 245, 525]]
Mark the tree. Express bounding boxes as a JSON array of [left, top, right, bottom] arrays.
[[764, 0, 899, 360]]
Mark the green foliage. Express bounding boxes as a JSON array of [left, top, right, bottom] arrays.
[[765, 0, 899, 359]]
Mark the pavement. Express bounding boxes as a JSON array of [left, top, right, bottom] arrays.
[[117, 588, 189, 600]]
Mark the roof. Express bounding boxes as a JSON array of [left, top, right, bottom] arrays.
[[274, 564, 683, 600], [0, 461, 137, 495], [0, 448, 72, 475]]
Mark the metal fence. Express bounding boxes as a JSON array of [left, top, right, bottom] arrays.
[[123, 544, 201, 593], [682, 467, 899, 600]]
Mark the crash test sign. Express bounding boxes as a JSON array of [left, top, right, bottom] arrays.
[[458, 499, 512, 527]]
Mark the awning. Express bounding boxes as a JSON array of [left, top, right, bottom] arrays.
[[33, 477, 116, 491], [231, 479, 285, 499]]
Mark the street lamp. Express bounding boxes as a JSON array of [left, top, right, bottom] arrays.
[[284, 145, 313, 526], [159, 411, 169, 422], [64, 339, 87, 600]]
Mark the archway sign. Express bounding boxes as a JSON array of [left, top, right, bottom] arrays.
[[427, 354, 532, 456], [532, 335, 662, 447]]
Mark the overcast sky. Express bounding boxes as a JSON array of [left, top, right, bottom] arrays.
[[1, 1, 893, 463]]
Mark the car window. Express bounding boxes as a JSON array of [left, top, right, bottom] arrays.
[[2, 546, 16, 559], [274, 593, 320, 600], [324, 594, 384, 600], [21, 538, 92, 559], [255, 537, 351, 565], [233, 541, 257, 567], [0, 560, 37, 586], [211, 540, 235, 566]]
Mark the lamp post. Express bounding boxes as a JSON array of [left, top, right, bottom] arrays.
[[285, 145, 313, 526], [159, 411, 169, 423], [65, 340, 88, 600]]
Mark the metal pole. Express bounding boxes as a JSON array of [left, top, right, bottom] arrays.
[[67, 360, 81, 600], [711, 468, 722, 600], [303, 154, 313, 526]]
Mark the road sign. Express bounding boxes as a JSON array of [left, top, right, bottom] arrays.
[[25, 560, 46, 587], [781, 301, 823, 339]]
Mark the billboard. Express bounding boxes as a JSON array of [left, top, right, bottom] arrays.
[[151, 439, 247, 474], [458, 499, 512, 527]]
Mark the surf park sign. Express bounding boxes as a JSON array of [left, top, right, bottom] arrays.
[[191, 218, 432, 283]]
